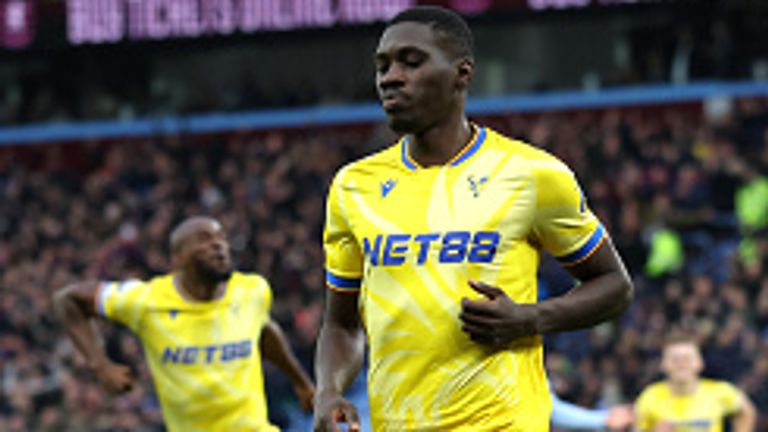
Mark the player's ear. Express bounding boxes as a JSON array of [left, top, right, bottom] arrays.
[[170, 251, 182, 269], [455, 58, 473, 91]]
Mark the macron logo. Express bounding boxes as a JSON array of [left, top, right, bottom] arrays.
[[381, 179, 397, 198]]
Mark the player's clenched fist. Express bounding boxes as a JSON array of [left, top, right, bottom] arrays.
[[93, 361, 134, 394], [314, 391, 360, 432]]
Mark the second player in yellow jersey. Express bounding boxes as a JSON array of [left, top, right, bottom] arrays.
[[55, 217, 315, 432], [97, 272, 276, 431]]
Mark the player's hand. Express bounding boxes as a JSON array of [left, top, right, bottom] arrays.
[[460, 280, 538, 347], [294, 382, 316, 413], [605, 404, 634, 431], [92, 361, 133, 395], [314, 390, 360, 432]]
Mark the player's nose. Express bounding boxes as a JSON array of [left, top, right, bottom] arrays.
[[211, 238, 227, 251], [379, 63, 406, 89]]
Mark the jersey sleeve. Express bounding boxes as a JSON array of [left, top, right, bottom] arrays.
[[95, 279, 150, 332], [530, 159, 605, 266], [715, 381, 744, 415], [254, 274, 273, 329], [323, 168, 364, 293]]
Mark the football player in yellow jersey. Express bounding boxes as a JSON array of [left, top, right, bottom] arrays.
[[635, 332, 756, 432], [53, 216, 315, 431], [314, 5, 633, 432]]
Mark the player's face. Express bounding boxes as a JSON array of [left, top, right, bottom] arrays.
[[661, 342, 704, 384], [375, 22, 465, 134], [179, 221, 233, 282]]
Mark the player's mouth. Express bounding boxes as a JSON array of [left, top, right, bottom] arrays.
[[211, 252, 231, 266], [381, 93, 408, 111]]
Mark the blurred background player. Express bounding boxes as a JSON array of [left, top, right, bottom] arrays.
[[314, 6, 632, 431], [634, 331, 756, 432], [53, 216, 315, 432]]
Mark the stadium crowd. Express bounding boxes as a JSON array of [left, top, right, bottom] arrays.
[[1, 97, 767, 431]]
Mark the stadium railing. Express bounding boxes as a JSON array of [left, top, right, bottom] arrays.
[[2, 80, 768, 146]]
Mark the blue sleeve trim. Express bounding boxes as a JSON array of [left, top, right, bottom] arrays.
[[326, 272, 361, 290], [97, 282, 112, 317], [557, 224, 605, 266]]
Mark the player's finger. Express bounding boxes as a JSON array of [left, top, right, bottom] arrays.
[[315, 420, 336, 432], [340, 404, 361, 432], [317, 413, 342, 432], [468, 280, 504, 299], [460, 319, 493, 335], [459, 310, 497, 328], [461, 298, 499, 317], [468, 331, 495, 345], [462, 318, 502, 345], [301, 396, 313, 412]]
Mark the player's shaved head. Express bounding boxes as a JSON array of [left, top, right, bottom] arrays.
[[169, 216, 222, 254], [387, 6, 474, 61]]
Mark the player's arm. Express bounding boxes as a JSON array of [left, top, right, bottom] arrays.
[[731, 390, 757, 432], [313, 290, 365, 432], [551, 389, 634, 431], [260, 319, 315, 412], [532, 161, 635, 332], [52, 281, 133, 394], [551, 389, 610, 429], [462, 238, 631, 344], [537, 236, 632, 333], [315, 167, 365, 432], [461, 162, 632, 344]]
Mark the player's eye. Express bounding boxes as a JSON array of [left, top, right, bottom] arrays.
[[403, 58, 423, 68], [401, 52, 425, 68], [375, 61, 389, 74]]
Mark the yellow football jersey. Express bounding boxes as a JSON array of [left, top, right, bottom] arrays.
[[97, 272, 278, 432], [324, 125, 604, 431], [635, 379, 743, 432]]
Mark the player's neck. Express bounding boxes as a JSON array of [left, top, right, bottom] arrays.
[[175, 272, 225, 302], [408, 115, 472, 168], [668, 378, 698, 396]]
